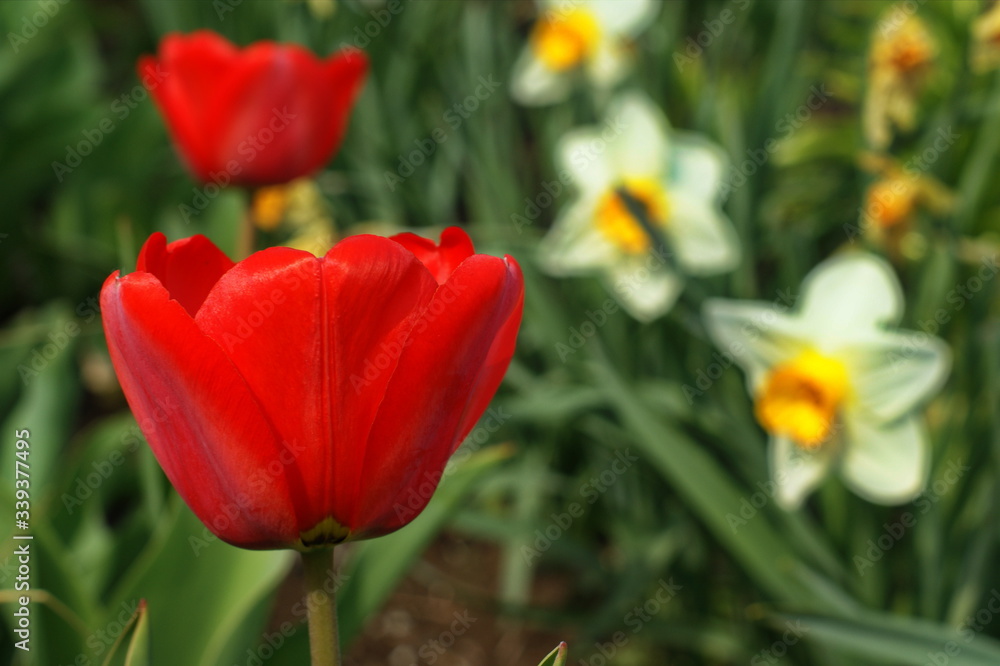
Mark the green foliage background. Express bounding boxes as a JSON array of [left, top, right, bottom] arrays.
[[1, 0, 1000, 664]]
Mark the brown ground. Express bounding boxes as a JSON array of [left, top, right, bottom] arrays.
[[265, 532, 570, 665], [346, 533, 569, 666]]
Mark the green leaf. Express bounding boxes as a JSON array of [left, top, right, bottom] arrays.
[[783, 611, 1000, 666], [537, 642, 568, 666], [124, 601, 151, 666], [109, 498, 294, 666], [100, 599, 149, 666], [1, 305, 81, 499], [588, 352, 844, 611]]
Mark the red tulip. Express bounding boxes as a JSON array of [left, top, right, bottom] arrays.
[[139, 30, 368, 187], [101, 228, 523, 549]]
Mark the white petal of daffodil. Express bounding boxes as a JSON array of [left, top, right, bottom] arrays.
[[607, 258, 683, 322], [586, 39, 629, 91], [841, 332, 951, 422], [771, 436, 837, 510], [841, 415, 928, 504], [798, 252, 903, 346], [557, 128, 617, 194], [539, 92, 739, 320], [606, 93, 669, 177], [538, 198, 619, 275], [702, 252, 949, 507], [670, 138, 727, 202], [701, 300, 808, 391], [510, 47, 574, 107], [587, 0, 658, 36], [667, 192, 740, 275], [511, 0, 658, 106]]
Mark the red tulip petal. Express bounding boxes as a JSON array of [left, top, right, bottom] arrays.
[[194, 237, 438, 537], [136, 232, 235, 317], [352, 253, 524, 534], [101, 271, 305, 549], [300, 48, 369, 176], [391, 227, 476, 285], [142, 31, 240, 181], [201, 42, 324, 185], [454, 257, 524, 442]]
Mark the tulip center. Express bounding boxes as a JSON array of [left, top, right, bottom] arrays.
[[531, 9, 601, 71], [595, 178, 670, 254], [299, 516, 351, 549], [754, 350, 849, 449]]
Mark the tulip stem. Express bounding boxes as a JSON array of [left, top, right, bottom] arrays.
[[302, 548, 340, 666], [237, 189, 257, 260]]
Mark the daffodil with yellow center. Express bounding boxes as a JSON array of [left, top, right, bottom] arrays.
[[539, 93, 740, 322], [755, 351, 849, 449], [512, 0, 657, 106], [704, 253, 950, 508], [594, 179, 669, 254], [531, 9, 601, 71]]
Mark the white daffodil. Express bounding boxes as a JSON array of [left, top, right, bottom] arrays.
[[538, 92, 740, 321], [511, 0, 657, 106], [703, 253, 950, 509]]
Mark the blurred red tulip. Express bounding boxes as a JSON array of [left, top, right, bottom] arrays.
[[101, 228, 523, 549], [139, 30, 368, 187]]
